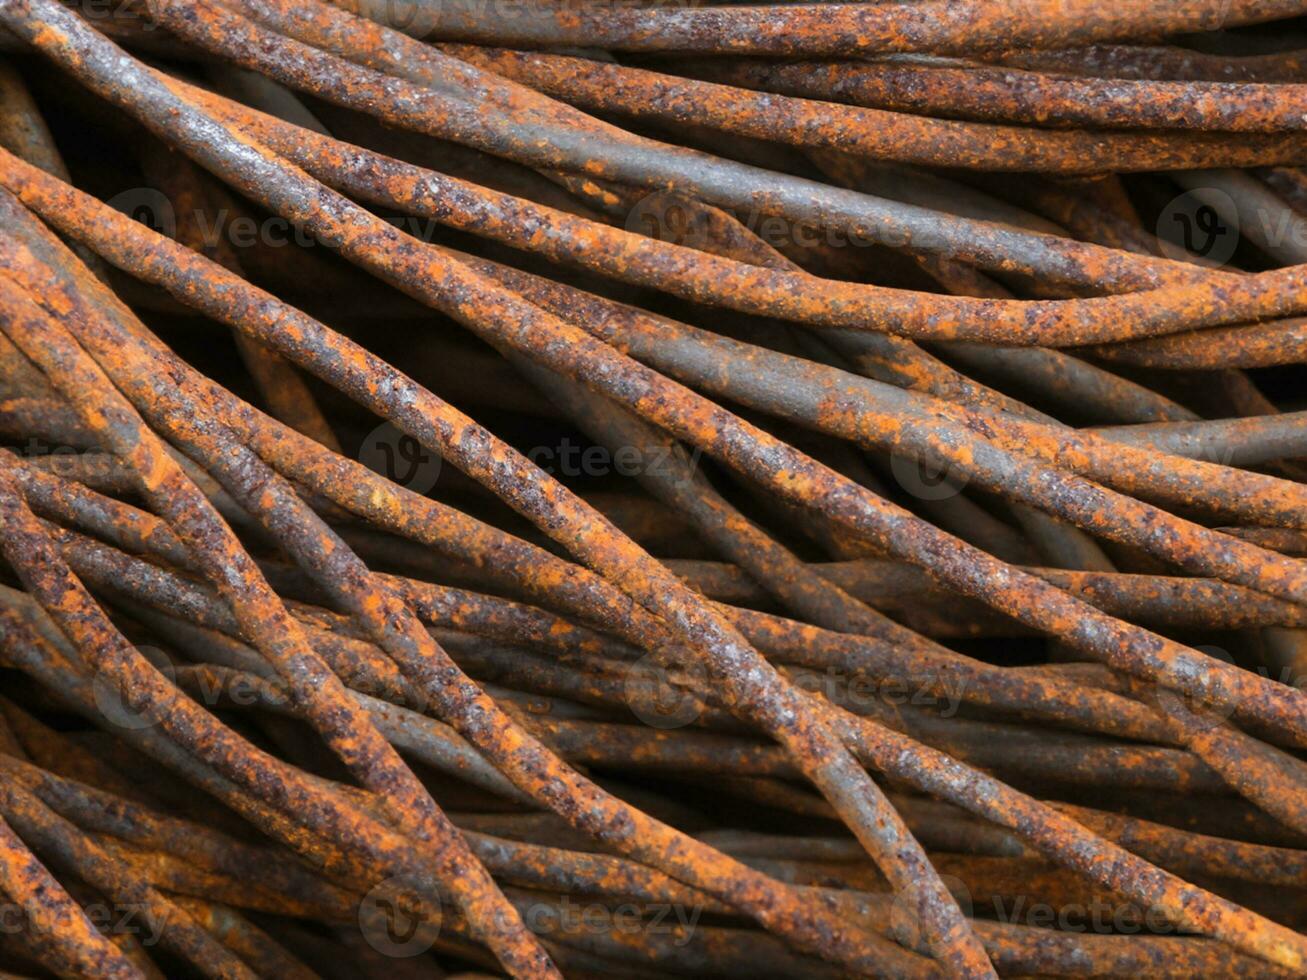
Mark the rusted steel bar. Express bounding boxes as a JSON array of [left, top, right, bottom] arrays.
[[10, 452, 138, 497], [13, 761, 1290, 980], [353, 0, 1307, 58], [2, 170, 694, 677], [679, 57, 1307, 133], [0, 695, 158, 809], [776, 169, 1193, 422], [9, 457, 197, 569], [170, 665, 527, 801], [0, 341, 52, 403], [459, 246, 1307, 594], [41, 0, 1307, 398], [82, 834, 349, 922], [1149, 691, 1307, 838], [1094, 410, 1307, 466], [0, 395, 89, 442], [7, 611, 920, 977], [0, 61, 69, 181], [441, 46, 1307, 172], [184, 660, 1219, 796], [1049, 803, 1307, 887], [35, 459, 1301, 966], [180, 107, 1065, 437], [135, 6, 1307, 425], [943, 173, 1166, 259], [18, 747, 703, 938], [993, 42, 1307, 83], [0, 58, 114, 283], [1220, 526, 1307, 556], [927, 339, 1197, 425], [880, 714, 1224, 796], [0, 245, 567, 980], [0, 669, 407, 961], [795, 186, 1125, 575], [450, 260, 1306, 535], [3, 394, 675, 659], [1090, 316, 1307, 369], [164, 898, 320, 980], [0, 810, 141, 980], [2, 629, 595, 980], [499, 887, 831, 979], [0, 756, 359, 919], [915, 909, 1298, 979], [808, 151, 1068, 236], [670, 557, 1307, 632], [804, 694, 1307, 971]]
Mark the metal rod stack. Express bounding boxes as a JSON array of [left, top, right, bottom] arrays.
[[0, 0, 1306, 976]]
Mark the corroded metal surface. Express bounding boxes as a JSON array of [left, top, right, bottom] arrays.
[[0, 1, 1304, 977]]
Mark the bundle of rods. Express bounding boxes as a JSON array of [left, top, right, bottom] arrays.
[[2, 0, 1307, 976]]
